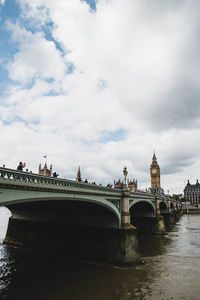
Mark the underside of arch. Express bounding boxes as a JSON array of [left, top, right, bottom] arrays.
[[130, 201, 156, 218], [130, 201, 157, 233], [6, 199, 120, 229], [159, 201, 168, 215], [3, 200, 129, 264], [170, 202, 175, 211]]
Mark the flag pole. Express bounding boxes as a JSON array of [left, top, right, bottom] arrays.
[[44, 154, 47, 165]]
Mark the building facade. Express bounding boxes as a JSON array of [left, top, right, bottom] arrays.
[[184, 180, 200, 205], [114, 179, 138, 191], [38, 163, 52, 176]]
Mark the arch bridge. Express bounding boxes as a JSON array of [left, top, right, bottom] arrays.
[[0, 168, 177, 228], [0, 167, 181, 264]]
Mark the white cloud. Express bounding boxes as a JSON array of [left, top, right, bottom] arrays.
[[6, 23, 66, 84], [1, 0, 200, 194]]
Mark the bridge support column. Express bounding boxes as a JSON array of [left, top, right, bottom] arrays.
[[167, 199, 171, 213], [121, 189, 131, 227], [112, 228, 141, 264], [174, 210, 181, 221], [165, 212, 176, 225], [154, 216, 166, 235], [118, 189, 141, 263], [154, 197, 166, 235], [155, 196, 161, 217], [116, 191, 141, 264]]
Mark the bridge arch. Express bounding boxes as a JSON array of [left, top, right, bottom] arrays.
[[129, 199, 156, 217], [129, 200, 156, 233], [159, 201, 168, 215], [5, 196, 121, 229], [170, 202, 175, 211]]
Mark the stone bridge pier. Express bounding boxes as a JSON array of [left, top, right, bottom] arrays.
[[154, 197, 166, 235], [119, 188, 141, 264]]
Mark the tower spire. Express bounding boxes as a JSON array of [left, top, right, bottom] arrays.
[[76, 166, 82, 182], [153, 151, 157, 160]]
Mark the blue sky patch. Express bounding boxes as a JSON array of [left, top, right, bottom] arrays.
[[42, 22, 64, 54], [0, 0, 20, 20], [82, 0, 96, 11], [1, 115, 40, 126], [100, 128, 126, 143], [0, 0, 21, 94]]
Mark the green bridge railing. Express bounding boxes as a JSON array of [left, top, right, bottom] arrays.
[[0, 167, 121, 194], [0, 168, 174, 207]]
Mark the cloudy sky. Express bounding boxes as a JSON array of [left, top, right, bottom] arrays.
[[0, 0, 200, 194]]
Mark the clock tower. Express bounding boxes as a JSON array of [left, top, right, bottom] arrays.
[[150, 153, 160, 188]]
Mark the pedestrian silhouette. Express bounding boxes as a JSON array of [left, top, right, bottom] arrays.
[[17, 162, 26, 171], [53, 172, 59, 178]]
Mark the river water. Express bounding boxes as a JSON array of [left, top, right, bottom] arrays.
[[0, 207, 200, 300]]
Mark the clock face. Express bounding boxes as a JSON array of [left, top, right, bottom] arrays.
[[152, 169, 157, 174]]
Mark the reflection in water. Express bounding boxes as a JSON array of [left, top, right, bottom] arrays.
[[0, 209, 200, 300]]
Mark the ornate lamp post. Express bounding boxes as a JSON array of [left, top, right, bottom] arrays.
[[121, 166, 130, 227], [123, 166, 128, 189]]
